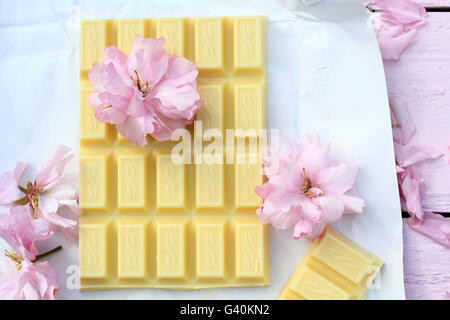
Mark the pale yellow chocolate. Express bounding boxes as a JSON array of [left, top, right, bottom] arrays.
[[278, 227, 383, 300], [78, 16, 268, 289]]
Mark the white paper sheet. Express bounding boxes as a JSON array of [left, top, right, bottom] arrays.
[[0, 0, 405, 299]]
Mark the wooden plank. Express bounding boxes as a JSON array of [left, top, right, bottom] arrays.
[[403, 220, 450, 299], [383, 12, 450, 212]]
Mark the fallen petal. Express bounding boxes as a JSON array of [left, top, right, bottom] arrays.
[[400, 172, 425, 221], [394, 145, 443, 169], [389, 96, 415, 145], [408, 212, 450, 248], [377, 26, 417, 61]]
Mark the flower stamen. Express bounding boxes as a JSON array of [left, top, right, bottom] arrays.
[[4, 249, 22, 271], [15, 180, 42, 219], [302, 168, 318, 198], [130, 70, 151, 98]]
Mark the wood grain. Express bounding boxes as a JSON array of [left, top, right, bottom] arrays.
[[403, 220, 450, 299], [383, 12, 450, 213]]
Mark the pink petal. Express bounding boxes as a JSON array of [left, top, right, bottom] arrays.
[[370, 0, 427, 61], [338, 194, 365, 214], [32, 262, 59, 300], [103, 46, 129, 82], [377, 25, 417, 61], [87, 92, 103, 109], [277, 137, 299, 166], [116, 116, 148, 147], [293, 219, 312, 240], [0, 256, 20, 299], [58, 199, 82, 216], [256, 199, 300, 230], [256, 205, 269, 225], [127, 93, 148, 118], [389, 97, 415, 145], [261, 144, 281, 177], [93, 92, 130, 125], [297, 135, 332, 181], [155, 57, 200, 118], [19, 261, 59, 300], [128, 36, 169, 85], [87, 63, 105, 92], [0, 161, 28, 204], [294, 219, 326, 241], [161, 55, 199, 86], [300, 199, 322, 222], [35, 146, 73, 188], [396, 144, 443, 168], [400, 172, 425, 221], [155, 83, 201, 119], [270, 162, 302, 193], [306, 222, 327, 241], [94, 103, 128, 125], [149, 112, 191, 142], [313, 196, 344, 223], [255, 183, 274, 199], [407, 212, 450, 248], [0, 205, 52, 261], [38, 195, 77, 229], [317, 163, 358, 195], [22, 282, 41, 300], [44, 173, 78, 202], [98, 91, 130, 113], [376, 0, 426, 29], [101, 62, 132, 97]]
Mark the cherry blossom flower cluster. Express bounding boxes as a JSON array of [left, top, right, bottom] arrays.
[[0, 146, 80, 299], [88, 35, 202, 147], [255, 135, 365, 240]]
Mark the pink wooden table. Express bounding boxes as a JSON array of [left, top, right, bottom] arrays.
[[384, 0, 450, 299]]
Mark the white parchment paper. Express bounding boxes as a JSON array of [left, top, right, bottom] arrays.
[[0, 0, 405, 299]]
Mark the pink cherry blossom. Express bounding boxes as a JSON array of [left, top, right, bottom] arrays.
[[365, 0, 426, 60], [0, 205, 52, 261], [0, 254, 58, 300], [255, 135, 365, 240], [88, 35, 201, 147], [27, 146, 81, 238], [0, 145, 80, 238]]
